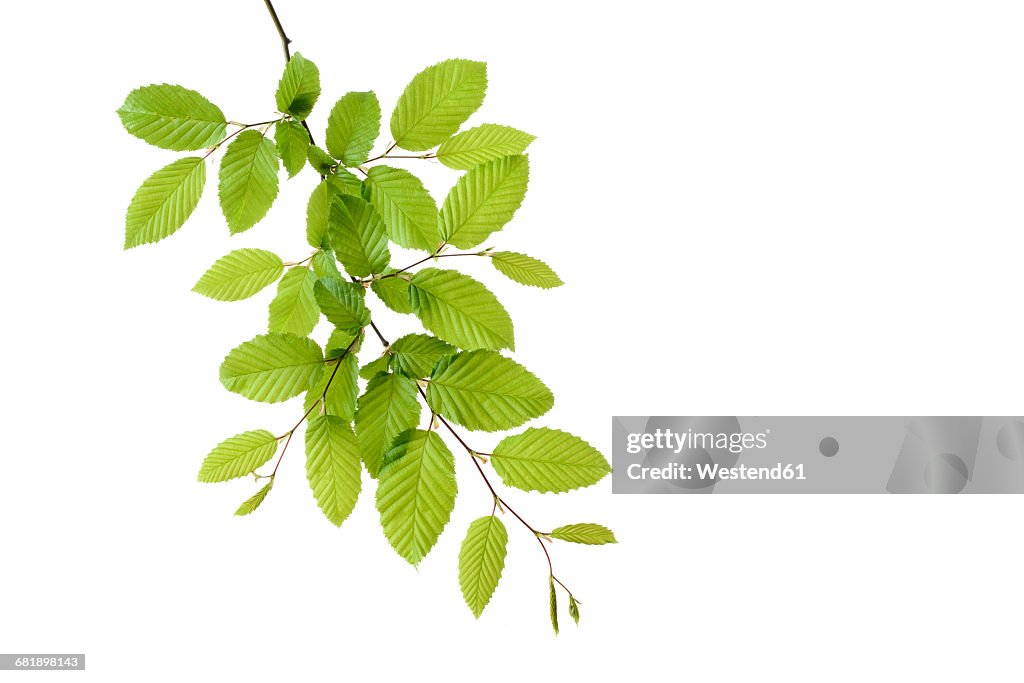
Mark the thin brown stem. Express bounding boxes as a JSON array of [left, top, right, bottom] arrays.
[[263, 0, 293, 60], [369, 251, 487, 282], [203, 120, 281, 160]]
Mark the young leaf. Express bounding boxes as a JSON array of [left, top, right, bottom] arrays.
[[390, 59, 487, 151], [371, 271, 414, 314], [549, 576, 559, 635], [312, 249, 343, 281], [568, 595, 579, 625], [193, 248, 284, 301], [365, 166, 439, 251], [124, 157, 206, 248], [390, 333, 456, 379], [306, 181, 333, 248], [198, 430, 278, 482], [235, 482, 273, 516], [314, 277, 370, 331], [324, 327, 363, 359], [491, 428, 611, 493], [355, 373, 420, 477], [409, 268, 514, 351], [304, 353, 360, 421], [219, 130, 280, 234], [329, 195, 390, 277], [305, 415, 362, 526], [307, 145, 337, 175], [490, 252, 563, 289], [550, 524, 617, 545], [118, 84, 226, 151], [458, 515, 508, 618], [327, 168, 363, 196], [359, 354, 390, 380], [425, 350, 553, 431], [376, 430, 457, 565], [268, 267, 320, 336], [326, 91, 381, 166], [275, 120, 310, 178], [275, 52, 320, 121], [440, 155, 529, 249], [219, 333, 324, 403], [436, 124, 535, 170]]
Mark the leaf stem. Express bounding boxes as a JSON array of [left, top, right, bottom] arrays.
[[202, 119, 282, 160], [367, 250, 488, 282]]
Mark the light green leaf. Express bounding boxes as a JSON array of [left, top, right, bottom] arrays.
[[124, 157, 206, 248], [326, 91, 381, 166], [275, 52, 320, 121], [425, 350, 552, 431], [325, 327, 363, 359], [491, 428, 611, 493], [366, 166, 439, 251], [376, 430, 457, 565], [327, 168, 362, 196], [440, 155, 529, 248], [268, 267, 319, 336], [235, 482, 273, 516], [219, 333, 324, 403], [219, 130, 280, 234], [371, 271, 413, 314], [390, 59, 487, 151], [390, 333, 456, 378], [274, 120, 310, 178], [458, 515, 508, 618], [306, 181, 333, 248], [304, 353, 359, 421], [568, 595, 579, 626], [198, 430, 278, 482], [314, 277, 370, 330], [355, 373, 420, 477], [312, 249, 342, 281], [305, 415, 361, 526], [409, 268, 514, 351], [436, 124, 535, 170], [307, 145, 337, 174], [490, 252, 563, 289], [360, 354, 390, 380], [329, 194, 390, 277], [550, 523, 617, 545], [549, 576, 559, 635], [118, 84, 226, 151], [193, 248, 284, 301]]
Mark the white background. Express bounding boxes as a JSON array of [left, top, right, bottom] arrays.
[[2, 1, 1022, 680]]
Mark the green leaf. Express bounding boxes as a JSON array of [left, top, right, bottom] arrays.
[[327, 169, 362, 196], [198, 430, 278, 482], [305, 353, 359, 421], [550, 523, 617, 545], [274, 120, 310, 178], [219, 333, 324, 403], [118, 84, 226, 151], [366, 166, 439, 251], [425, 350, 552, 431], [390, 59, 487, 151], [440, 155, 529, 248], [355, 373, 421, 478], [219, 130, 280, 234], [409, 268, 514, 351], [307, 145, 337, 174], [458, 515, 508, 618], [549, 576, 559, 635], [326, 91, 381, 166], [124, 157, 206, 248], [314, 277, 370, 330], [312, 249, 342, 281], [306, 181, 333, 248], [305, 415, 362, 526], [371, 271, 413, 314], [376, 430, 457, 565], [360, 354, 390, 380], [275, 52, 320, 121], [325, 327, 363, 359], [491, 428, 611, 493], [268, 267, 320, 336], [192, 248, 284, 301], [436, 124, 535, 170], [568, 595, 579, 625], [390, 334, 456, 379], [329, 194, 390, 277], [234, 482, 273, 516], [490, 252, 563, 289]]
